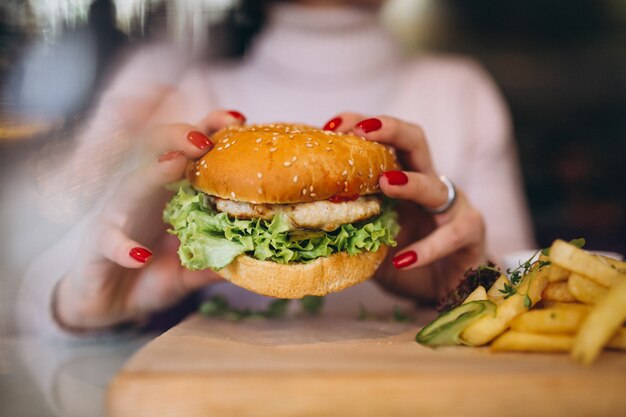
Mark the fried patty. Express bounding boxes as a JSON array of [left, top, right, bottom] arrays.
[[213, 196, 381, 231]]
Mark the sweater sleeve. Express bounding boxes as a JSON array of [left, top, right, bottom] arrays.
[[462, 64, 536, 261], [18, 217, 88, 340]]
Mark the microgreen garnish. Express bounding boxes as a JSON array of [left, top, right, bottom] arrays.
[[358, 303, 415, 322], [199, 295, 291, 320], [392, 306, 415, 323], [299, 295, 324, 315], [199, 295, 327, 320]]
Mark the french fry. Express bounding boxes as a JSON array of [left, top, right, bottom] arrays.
[[548, 265, 570, 282], [568, 273, 608, 305], [492, 329, 626, 353], [486, 274, 510, 305], [598, 256, 626, 273], [549, 240, 625, 288], [540, 301, 591, 311], [491, 331, 573, 352], [462, 285, 488, 304], [572, 280, 626, 365], [510, 307, 589, 334], [607, 328, 626, 350], [461, 270, 548, 346], [541, 281, 577, 303]]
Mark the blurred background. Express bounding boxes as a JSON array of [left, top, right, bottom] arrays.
[[0, 0, 624, 333]]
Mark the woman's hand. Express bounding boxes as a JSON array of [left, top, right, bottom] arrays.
[[324, 113, 488, 301], [53, 110, 246, 331]]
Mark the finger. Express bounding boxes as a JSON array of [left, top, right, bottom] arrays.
[[91, 219, 154, 268], [103, 150, 188, 223], [181, 269, 224, 291], [196, 108, 246, 133], [130, 246, 223, 312], [353, 115, 435, 175], [321, 112, 365, 133], [142, 109, 245, 159], [393, 208, 485, 270], [142, 123, 215, 160], [379, 171, 449, 210]]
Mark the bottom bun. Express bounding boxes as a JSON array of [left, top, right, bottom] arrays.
[[218, 246, 388, 299]]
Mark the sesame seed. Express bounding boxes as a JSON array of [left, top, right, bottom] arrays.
[[306, 143, 313, 148], [310, 185, 314, 191], [224, 143, 231, 149], [195, 171, 200, 176], [256, 138, 262, 143], [293, 175, 298, 182], [257, 188, 262, 194], [270, 147, 277, 152], [217, 147, 223, 151], [326, 147, 331, 151], [348, 159, 354, 166], [231, 140, 236, 145], [231, 192, 236, 198], [291, 156, 297, 162], [283, 161, 291, 167], [342, 170, 348, 176], [380, 164, 384, 170], [328, 140, 333, 144], [302, 188, 308, 195], [306, 137, 312, 141], [257, 172, 263, 179], [310, 193, 316, 197], [313, 141, 319, 146]]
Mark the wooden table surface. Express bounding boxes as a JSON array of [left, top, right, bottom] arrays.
[[108, 313, 626, 417]]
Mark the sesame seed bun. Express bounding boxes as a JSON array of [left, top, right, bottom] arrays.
[[189, 123, 399, 204], [219, 245, 388, 298]]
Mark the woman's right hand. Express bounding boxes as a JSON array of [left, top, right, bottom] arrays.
[[53, 110, 246, 331]]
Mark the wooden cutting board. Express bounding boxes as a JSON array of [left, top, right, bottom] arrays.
[[108, 313, 626, 417]]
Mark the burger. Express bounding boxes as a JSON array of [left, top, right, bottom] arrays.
[[163, 123, 400, 298]]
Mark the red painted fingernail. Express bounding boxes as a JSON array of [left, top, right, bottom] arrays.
[[323, 117, 342, 131], [158, 150, 185, 163], [187, 131, 213, 150], [227, 110, 246, 122], [393, 250, 417, 269], [355, 117, 382, 133], [129, 247, 152, 263], [382, 170, 408, 185]]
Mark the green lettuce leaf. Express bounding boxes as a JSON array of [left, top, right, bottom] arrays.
[[163, 181, 399, 271]]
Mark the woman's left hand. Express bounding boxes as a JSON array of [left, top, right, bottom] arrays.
[[324, 113, 488, 302]]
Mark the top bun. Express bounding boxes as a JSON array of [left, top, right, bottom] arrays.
[[189, 123, 399, 204]]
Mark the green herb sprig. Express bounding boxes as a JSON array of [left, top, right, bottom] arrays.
[[199, 295, 290, 320], [496, 238, 585, 300], [199, 294, 326, 320], [357, 303, 415, 323]]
